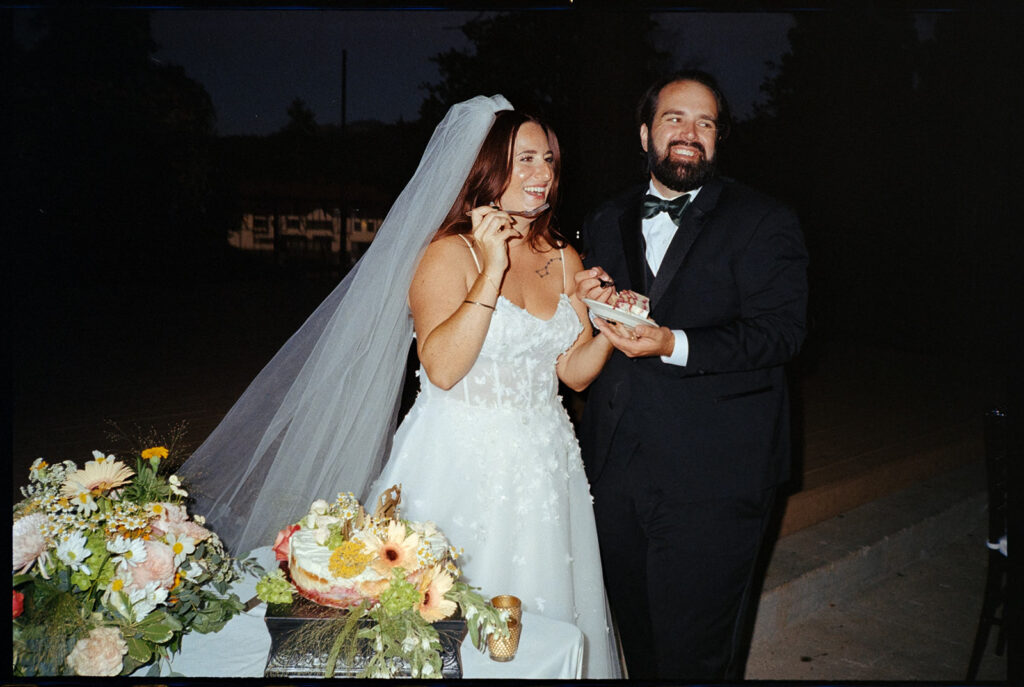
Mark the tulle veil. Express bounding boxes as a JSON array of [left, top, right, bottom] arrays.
[[178, 95, 513, 555]]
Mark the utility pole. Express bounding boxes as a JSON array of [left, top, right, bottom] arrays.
[[338, 48, 349, 274], [341, 49, 347, 134]]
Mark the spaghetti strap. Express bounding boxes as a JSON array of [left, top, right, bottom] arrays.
[[459, 234, 483, 273], [559, 248, 568, 294]]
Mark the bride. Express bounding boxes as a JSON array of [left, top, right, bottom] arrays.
[[178, 96, 621, 678]]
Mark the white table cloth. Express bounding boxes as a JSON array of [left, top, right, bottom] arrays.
[[151, 547, 584, 679]]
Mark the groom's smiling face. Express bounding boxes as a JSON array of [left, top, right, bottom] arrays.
[[641, 80, 720, 195]]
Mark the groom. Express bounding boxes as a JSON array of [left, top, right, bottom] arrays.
[[576, 70, 808, 679]]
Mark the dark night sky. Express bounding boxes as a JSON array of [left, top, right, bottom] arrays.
[[144, 10, 798, 136]]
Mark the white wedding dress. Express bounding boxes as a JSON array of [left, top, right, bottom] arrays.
[[371, 249, 621, 679]]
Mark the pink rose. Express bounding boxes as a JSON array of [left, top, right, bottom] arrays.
[[126, 540, 176, 591], [273, 524, 300, 562], [13, 590, 24, 619], [150, 503, 211, 543], [65, 626, 128, 676]]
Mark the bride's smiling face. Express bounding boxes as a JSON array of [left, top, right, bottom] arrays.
[[498, 122, 554, 216]]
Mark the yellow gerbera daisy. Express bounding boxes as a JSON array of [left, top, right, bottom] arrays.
[[141, 446, 169, 459]]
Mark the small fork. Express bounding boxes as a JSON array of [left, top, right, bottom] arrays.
[[465, 203, 550, 218]]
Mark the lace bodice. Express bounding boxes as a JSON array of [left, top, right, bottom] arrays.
[[419, 294, 582, 410]]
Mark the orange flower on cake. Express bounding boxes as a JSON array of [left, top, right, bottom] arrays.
[[416, 566, 457, 622], [369, 520, 421, 575]]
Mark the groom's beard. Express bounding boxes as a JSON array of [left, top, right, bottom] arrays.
[[648, 139, 717, 193]]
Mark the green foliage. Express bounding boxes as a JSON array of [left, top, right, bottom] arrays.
[[255, 568, 295, 605], [324, 522, 346, 549], [13, 577, 89, 676], [323, 605, 369, 678], [448, 581, 508, 651], [378, 569, 420, 615], [121, 455, 173, 505]]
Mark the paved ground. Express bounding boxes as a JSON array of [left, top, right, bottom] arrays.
[[746, 461, 1008, 682], [750, 520, 1006, 682]]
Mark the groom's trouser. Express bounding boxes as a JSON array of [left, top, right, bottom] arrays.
[[591, 433, 777, 680]]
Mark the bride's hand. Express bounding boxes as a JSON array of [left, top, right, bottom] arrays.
[[468, 205, 518, 278]]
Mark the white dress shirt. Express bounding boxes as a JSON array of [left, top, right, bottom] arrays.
[[642, 182, 701, 367]]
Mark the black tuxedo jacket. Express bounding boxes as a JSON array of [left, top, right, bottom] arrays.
[[579, 177, 808, 499]]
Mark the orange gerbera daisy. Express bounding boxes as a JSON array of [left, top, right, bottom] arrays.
[[369, 521, 420, 576], [416, 566, 457, 622]]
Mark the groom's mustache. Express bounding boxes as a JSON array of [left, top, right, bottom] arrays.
[[665, 139, 706, 156]]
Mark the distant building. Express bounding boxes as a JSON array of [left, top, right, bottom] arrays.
[[229, 210, 383, 265], [228, 180, 389, 268]]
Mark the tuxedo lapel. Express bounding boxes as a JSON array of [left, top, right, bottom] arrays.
[[648, 178, 724, 308], [618, 190, 646, 292]]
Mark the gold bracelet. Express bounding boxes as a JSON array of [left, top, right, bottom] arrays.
[[480, 273, 501, 294], [463, 299, 496, 311]]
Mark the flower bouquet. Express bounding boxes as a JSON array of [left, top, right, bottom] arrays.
[[256, 486, 508, 678], [11, 449, 248, 677]]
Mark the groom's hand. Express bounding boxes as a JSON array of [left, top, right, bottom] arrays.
[[594, 319, 675, 358], [574, 267, 615, 303]]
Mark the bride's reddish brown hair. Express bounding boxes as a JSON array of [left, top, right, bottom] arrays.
[[435, 110, 566, 251]]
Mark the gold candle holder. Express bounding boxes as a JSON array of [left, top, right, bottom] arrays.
[[487, 595, 522, 662]]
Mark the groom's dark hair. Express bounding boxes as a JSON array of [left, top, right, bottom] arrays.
[[636, 69, 732, 141]]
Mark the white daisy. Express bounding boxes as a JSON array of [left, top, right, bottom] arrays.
[[106, 535, 147, 568], [181, 560, 204, 582], [165, 533, 196, 565], [65, 485, 99, 514], [55, 531, 93, 575], [125, 581, 168, 621], [167, 475, 188, 498], [91, 450, 116, 464]]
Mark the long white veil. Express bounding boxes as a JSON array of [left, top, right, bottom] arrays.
[[178, 95, 513, 555]]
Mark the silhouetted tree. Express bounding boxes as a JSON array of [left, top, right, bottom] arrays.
[[420, 10, 669, 231], [283, 98, 318, 137], [11, 8, 221, 287], [742, 9, 921, 349], [912, 10, 1024, 361]]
